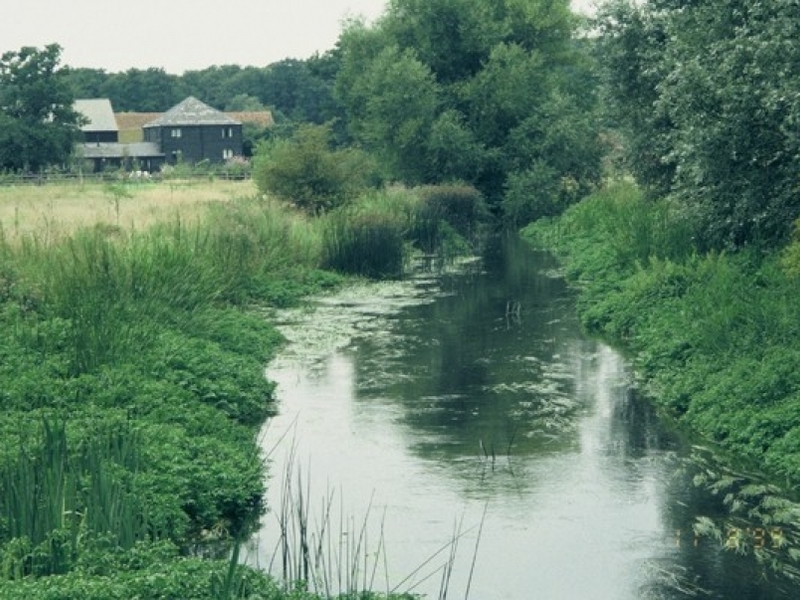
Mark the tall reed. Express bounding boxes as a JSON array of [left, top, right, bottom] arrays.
[[0, 417, 148, 578], [321, 208, 406, 279], [5, 196, 320, 375], [532, 180, 699, 272], [267, 453, 484, 599]]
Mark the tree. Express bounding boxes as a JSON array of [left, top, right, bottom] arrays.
[[63, 67, 109, 99], [252, 123, 376, 214], [100, 67, 184, 111], [335, 0, 603, 215], [597, 0, 800, 249], [0, 44, 83, 172]]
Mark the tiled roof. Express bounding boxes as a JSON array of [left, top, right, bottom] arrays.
[[74, 99, 119, 132], [142, 97, 240, 128]]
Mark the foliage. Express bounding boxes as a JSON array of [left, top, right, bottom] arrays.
[[0, 45, 83, 172], [413, 183, 489, 246], [0, 189, 360, 596], [64, 54, 344, 128], [334, 0, 604, 215], [253, 124, 377, 214], [336, 42, 441, 184], [596, 0, 800, 249], [0, 177, 467, 596], [99, 67, 184, 112], [524, 181, 800, 486], [321, 202, 406, 279]]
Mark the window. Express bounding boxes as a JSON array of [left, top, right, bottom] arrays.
[[171, 128, 182, 138], [223, 148, 234, 160], [222, 127, 233, 138]]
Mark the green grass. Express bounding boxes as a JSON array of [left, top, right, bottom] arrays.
[[0, 180, 481, 598]]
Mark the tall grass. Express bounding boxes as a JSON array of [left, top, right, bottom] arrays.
[[529, 180, 699, 275], [0, 179, 255, 243], [320, 185, 487, 279], [268, 454, 484, 599], [322, 210, 406, 280], [0, 417, 148, 578], [5, 196, 320, 375]]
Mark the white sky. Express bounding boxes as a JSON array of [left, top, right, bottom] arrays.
[[1, 0, 597, 74], [1, 0, 389, 73]]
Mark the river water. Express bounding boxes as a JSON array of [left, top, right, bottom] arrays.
[[245, 234, 800, 599]]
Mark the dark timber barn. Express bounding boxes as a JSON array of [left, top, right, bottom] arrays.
[[74, 98, 164, 172], [142, 97, 243, 166]]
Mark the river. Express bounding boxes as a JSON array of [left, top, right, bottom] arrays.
[[245, 234, 800, 599]]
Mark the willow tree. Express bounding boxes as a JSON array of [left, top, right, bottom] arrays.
[[334, 0, 604, 221], [598, 0, 800, 249]]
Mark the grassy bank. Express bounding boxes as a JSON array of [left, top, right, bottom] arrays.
[[523, 181, 800, 487], [0, 179, 487, 598]]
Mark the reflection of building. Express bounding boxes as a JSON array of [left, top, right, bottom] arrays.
[[142, 97, 243, 166], [75, 97, 247, 172], [75, 98, 164, 172]]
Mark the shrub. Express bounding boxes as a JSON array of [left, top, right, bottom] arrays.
[[253, 124, 377, 215]]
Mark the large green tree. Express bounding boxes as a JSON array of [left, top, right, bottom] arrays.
[[101, 67, 185, 111], [598, 0, 800, 249], [334, 0, 603, 217], [0, 44, 83, 172]]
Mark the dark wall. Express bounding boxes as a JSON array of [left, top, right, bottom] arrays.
[[83, 131, 119, 143], [144, 125, 243, 165]]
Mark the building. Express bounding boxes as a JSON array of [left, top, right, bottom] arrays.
[[142, 97, 243, 166], [74, 98, 164, 172], [74, 96, 247, 173], [75, 99, 119, 143]]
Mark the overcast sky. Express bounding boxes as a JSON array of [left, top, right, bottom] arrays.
[[2, 0, 597, 74], [1, 0, 389, 73]]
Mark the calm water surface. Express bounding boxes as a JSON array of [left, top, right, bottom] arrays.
[[245, 235, 800, 599]]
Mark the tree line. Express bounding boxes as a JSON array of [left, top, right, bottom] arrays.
[[63, 55, 340, 124], [3, 0, 800, 250]]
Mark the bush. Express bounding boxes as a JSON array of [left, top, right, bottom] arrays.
[[253, 124, 377, 215]]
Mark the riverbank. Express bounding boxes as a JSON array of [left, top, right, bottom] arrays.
[[0, 179, 486, 598], [522, 181, 800, 551]]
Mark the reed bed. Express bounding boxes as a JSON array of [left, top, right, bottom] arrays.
[[0, 417, 147, 578]]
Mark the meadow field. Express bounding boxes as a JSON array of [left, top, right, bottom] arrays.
[[0, 179, 256, 243]]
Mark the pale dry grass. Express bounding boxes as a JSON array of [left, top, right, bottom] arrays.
[[0, 179, 256, 244]]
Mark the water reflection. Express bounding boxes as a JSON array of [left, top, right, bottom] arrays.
[[246, 234, 800, 599]]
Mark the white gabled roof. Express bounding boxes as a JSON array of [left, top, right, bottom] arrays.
[[74, 99, 119, 132]]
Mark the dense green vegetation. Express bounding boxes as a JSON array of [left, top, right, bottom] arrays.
[[334, 0, 603, 215], [597, 0, 800, 249], [0, 179, 485, 598], [524, 182, 800, 488], [536, 0, 800, 503], [5, 0, 800, 592], [0, 45, 84, 172]]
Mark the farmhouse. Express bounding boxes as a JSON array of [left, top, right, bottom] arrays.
[[74, 97, 248, 172], [75, 98, 164, 173], [142, 97, 243, 166]]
